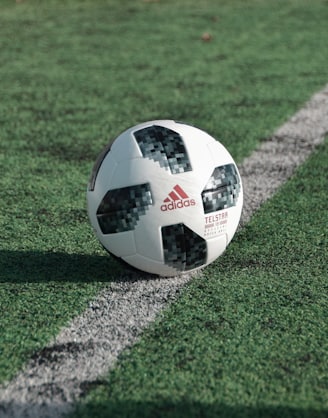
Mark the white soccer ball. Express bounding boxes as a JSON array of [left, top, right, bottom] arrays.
[[87, 120, 243, 276]]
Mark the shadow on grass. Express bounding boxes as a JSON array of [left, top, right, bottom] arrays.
[[0, 250, 156, 283], [2, 399, 326, 418], [71, 399, 328, 418]]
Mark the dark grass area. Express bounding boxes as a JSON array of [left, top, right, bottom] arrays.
[[73, 141, 328, 417], [73, 400, 327, 418]]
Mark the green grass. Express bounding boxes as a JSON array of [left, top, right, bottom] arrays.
[[73, 140, 328, 417], [1, 0, 328, 162], [0, 0, 328, 393]]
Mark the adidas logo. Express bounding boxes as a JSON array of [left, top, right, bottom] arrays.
[[160, 185, 196, 211]]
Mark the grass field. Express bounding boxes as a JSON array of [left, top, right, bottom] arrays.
[[0, 0, 328, 416]]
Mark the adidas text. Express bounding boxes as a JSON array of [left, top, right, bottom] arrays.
[[160, 199, 196, 211]]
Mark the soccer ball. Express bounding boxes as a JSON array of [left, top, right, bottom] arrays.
[[87, 120, 243, 276]]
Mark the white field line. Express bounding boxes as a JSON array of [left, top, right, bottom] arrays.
[[1, 85, 328, 418]]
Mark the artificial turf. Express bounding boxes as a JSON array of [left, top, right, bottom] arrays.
[[0, 0, 328, 391], [73, 140, 328, 418]]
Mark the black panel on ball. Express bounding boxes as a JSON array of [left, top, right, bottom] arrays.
[[201, 164, 241, 214], [162, 223, 207, 272], [134, 125, 192, 174], [96, 183, 153, 234]]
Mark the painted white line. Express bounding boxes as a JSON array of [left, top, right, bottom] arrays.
[[1, 85, 328, 418], [239, 85, 328, 225]]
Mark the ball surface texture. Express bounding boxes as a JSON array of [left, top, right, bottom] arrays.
[[87, 120, 243, 276]]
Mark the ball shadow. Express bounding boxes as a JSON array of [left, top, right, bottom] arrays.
[[0, 250, 157, 284]]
